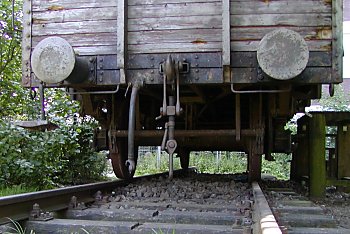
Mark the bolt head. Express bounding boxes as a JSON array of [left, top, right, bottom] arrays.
[[168, 141, 175, 148]]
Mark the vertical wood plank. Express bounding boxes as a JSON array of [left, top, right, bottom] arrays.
[[22, 0, 32, 87], [337, 124, 350, 179], [248, 94, 262, 182], [332, 0, 343, 83], [291, 121, 309, 180], [222, 0, 230, 66], [309, 113, 326, 198], [117, 0, 127, 84], [235, 94, 240, 141]]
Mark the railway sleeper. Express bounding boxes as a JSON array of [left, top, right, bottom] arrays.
[[62, 208, 245, 226], [112, 201, 240, 212], [26, 219, 248, 234], [266, 187, 345, 233], [286, 227, 350, 234]]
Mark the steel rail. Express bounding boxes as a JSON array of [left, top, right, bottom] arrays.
[[252, 182, 282, 234], [0, 169, 191, 225]]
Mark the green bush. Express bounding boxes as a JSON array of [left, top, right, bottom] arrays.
[[0, 119, 107, 189], [0, 2, 107, 192], [262, 153, 291, 180]]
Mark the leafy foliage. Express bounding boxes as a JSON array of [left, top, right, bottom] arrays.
[[0, 0, 36, 119], [0, 117, 107, 189], [0, 1, 107, 191], [261, 153, 291, 180], [318, 84, 350, 111]]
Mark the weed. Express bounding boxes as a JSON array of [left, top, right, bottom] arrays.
[[2, 218, 35, 234]]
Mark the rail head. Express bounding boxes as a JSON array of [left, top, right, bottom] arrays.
[[252, 182, 282, 234]]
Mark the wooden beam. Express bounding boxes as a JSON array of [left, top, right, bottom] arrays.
[[222, 0, 230, 66], [235, 94, 240, 141], [291, 124, 309, 181], [117, 0, 127, 84], [309, 113, 326, 198], [222, 0, 231, 82], [337, 124, 350, 179], [22, 0, 32, 87], [332, 0, 343, 83]]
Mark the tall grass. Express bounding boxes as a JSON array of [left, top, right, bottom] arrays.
[[0, 185, 39, 197]]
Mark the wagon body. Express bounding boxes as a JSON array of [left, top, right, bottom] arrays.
[[21, 0, 343, 180], [22, 0, 342, 86]]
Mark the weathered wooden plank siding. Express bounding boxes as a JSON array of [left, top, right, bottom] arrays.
[[32, 0, 117, 11], [31, 0, 333, 55], [230, 0, 331, 14], [31, 0, 118, 55], [127, 0, 332, 54], [32, 8, 116, 23]]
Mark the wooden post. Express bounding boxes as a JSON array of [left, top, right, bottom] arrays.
[[222, 0, 231, 83], [291, 121, 309, 181], [337, 123, 350, 179], [117, 0, 127, 84], [248, 94, 262, 182], [309, 113, 326, 198], [248, 149, 262, 182]]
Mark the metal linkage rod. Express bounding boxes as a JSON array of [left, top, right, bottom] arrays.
[[126, 85, 140, 175]]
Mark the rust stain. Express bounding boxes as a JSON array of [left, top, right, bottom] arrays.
[[316, 27, 332, 40], [48, 5, 64, 11], [305, 27, 332, 40], [323, 0, 332, 5], [33, 18, 48, 24], [321, 44, 332, 52], [191, 39, 207, 44]]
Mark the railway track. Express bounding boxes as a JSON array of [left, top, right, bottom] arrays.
[[262, 181, 350, 234], [1, 171, 349, 234]]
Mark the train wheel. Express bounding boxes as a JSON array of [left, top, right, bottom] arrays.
[[178, 148, 190, 169], [110, 140, 138, 179], [109, 95, 138, 179]]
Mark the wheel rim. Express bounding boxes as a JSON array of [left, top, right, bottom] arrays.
[[110, 139, 136, 179], [109, 95, 138, 179]]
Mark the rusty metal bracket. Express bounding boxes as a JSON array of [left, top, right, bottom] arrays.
[[29, 203, 53, 221], [92, 191, 110, 207], [68, 196, 87, 210]]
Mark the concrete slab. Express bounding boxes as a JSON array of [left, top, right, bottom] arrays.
[[114, 201, 238, 212], [287, 227, 350, 234], [273, 206, 324, 215], [65, 208, 240, 225], [277, 214, 337, 228], [279, 200, 315, 207], [26, 219, 243, 234]]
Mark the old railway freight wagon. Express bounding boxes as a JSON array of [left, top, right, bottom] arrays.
[[22, 0, 343, 181]]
